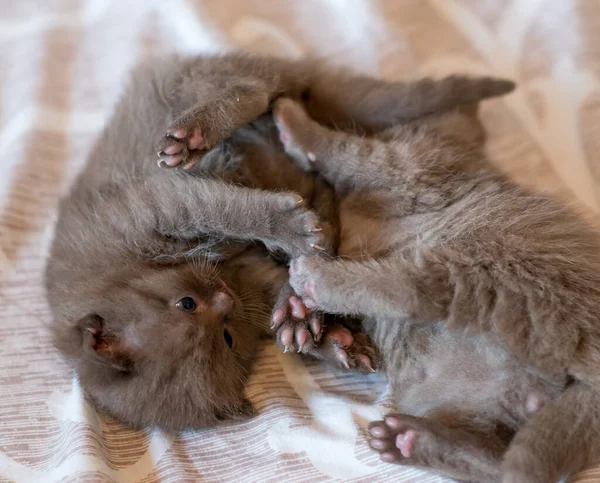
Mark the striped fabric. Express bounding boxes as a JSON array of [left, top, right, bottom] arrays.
[[1, 0, 600, 481]]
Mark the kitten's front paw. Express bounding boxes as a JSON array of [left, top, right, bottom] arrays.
[[273, 98, 320, 172], [268, 194, 328, 258], [156, 121, 205, 170]]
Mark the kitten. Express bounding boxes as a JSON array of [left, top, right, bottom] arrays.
[[46, 52, 512, 430], [274, 95, 600, 482]]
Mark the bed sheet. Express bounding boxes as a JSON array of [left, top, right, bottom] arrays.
[[2, 0, 600, 481]]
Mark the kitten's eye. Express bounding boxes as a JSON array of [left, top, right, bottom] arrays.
[[176, 297, 197, 312], [223, 329, 233, 348]]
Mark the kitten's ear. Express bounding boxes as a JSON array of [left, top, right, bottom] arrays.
[[215, 397, 257, 422], [235, 398, 257, 419], [77, 314, 134, 373]]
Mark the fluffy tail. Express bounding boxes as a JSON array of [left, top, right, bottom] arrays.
[[378, 75, 516, 121], [305, 72, 515, 133], [502, 382, 600, 483]]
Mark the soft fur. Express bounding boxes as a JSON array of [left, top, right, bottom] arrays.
[[45, 53, 505, 430], [275, 95, 600, 482]]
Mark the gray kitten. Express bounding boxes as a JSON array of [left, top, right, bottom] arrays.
[[274, 96, 600, 482], [45, 53, 510, 430]]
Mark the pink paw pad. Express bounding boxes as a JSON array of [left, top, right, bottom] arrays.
[[289, 296, 306, 319], [187, 128, 205, 150], [326, 327, 354, 347], [396, 430, 416, 458], [525, 391, 546, 415], [304, 279, 316, 299], [164, 144, 183, 155]]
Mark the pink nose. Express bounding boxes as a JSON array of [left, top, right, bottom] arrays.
[[212, 291, 234, 320]]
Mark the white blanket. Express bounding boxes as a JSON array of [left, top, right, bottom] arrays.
[[1, 1, 599, 481]]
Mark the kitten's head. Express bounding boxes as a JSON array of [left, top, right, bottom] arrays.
[[51, 261, 261, 430]]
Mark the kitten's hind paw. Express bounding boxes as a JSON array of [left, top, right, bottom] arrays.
[[369, 414, 442, 466], [271, 291, 323, 354], [273, 98, 321, 172], [310, 323, 378, 373], [156, 123, 205, 170]]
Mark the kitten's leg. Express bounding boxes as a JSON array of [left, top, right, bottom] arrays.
[[368, 414, 505, 482], [273, 97, 457, 191], [156, 81, 270, 169], [288, 256, 448, 321], [155, 54, 514, 169], [502, 383, 600, 483], [290, 252, 600, 390], [308, 175, 339, 256], [172, 54, 514, 133], [119, 175, 326, 259]]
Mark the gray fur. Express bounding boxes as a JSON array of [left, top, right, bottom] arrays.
[[45, 53, 506, 430], [277, 97, 600, 482]]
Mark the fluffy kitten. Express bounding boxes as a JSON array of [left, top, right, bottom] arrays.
[[274, 95, 600, 482], [45, 53, 510, 430]]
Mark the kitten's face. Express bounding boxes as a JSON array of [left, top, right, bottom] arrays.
[[55, 262, 261, 430]]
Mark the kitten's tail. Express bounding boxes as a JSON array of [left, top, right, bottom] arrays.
[[304, 71, 515, 132], [502, 381, 600, 483], [390, 75, 516, 120]]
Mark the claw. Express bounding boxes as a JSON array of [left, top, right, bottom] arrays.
[[335, 347, 351, 369], [310, 227, 323, 233], [297, 345, 303, 353], [272, 308, 286, 327], [284, 346, 290, 353], [357, 354, 376, 373], [310, 243, 326, 252]]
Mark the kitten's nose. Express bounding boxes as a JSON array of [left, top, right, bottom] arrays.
[[211, 291, 234, 322]]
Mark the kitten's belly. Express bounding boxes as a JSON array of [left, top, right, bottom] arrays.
[[365, 317, 564, 428], [338, 211, 413, 258]]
